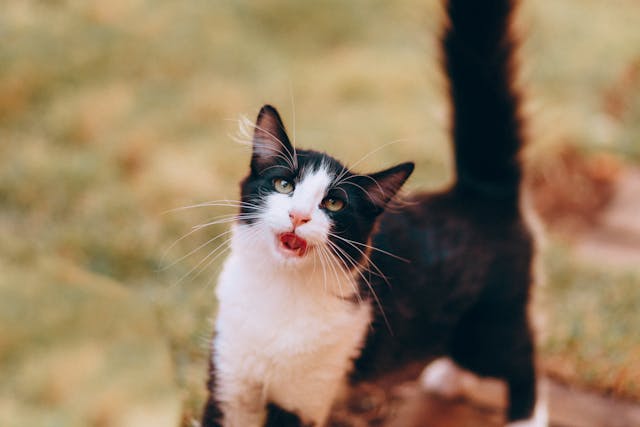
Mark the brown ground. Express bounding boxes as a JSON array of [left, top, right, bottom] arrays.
[[331, 375, 640, 427]]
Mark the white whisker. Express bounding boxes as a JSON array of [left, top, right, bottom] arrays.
[[163, 199, 261, 214], [325, 239, 392, 333], [159, 229, 234, 272], [329, 233, 409, 263], [169, 235, 234, 289]]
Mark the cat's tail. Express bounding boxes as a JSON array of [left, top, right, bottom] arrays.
[[443, 0, 525, 204]]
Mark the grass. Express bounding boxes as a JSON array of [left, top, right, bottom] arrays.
[[1, 0, 639, 425], [540, 245, 640, 399]]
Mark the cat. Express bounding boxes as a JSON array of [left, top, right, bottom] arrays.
[[200, 103, 414, 427], [201, 0, 546, 425]]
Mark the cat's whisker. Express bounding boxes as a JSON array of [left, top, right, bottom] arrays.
[[192, 213, 263, 231], [338, 180, 379, 204], [171, 235, 235, 288], [289, 81, 297, 148], [162, 210, 264, 264], [333, 139, 410, 185], [162, 226, 208, 261], [329, 233, 409, 263], [347, 139, 410, 173], [316, 247, 332, 295], [383, 192, 419, 214], [242, 115, 297, 170], [307, 245, 319, 287], [325, 240, 391, 331], [251, 141, 296, 172], [328, 235, 393, 283], [325, 240, 369, 284], [328, 233, 392, 286], [322, 242, 363, 304], [198, 243, 236, 286], [163, 199, 261, 214], [320, 245, 347, 299], [191, 214, 244, 230], [200, 225, 264, 290], [340, 174, 385, 201], [233, 116, 297, 172], [260, 164, 296, 174], [160, 229, 234, 272], [315, 246, 330, 294], [231, 115, 254, 145]]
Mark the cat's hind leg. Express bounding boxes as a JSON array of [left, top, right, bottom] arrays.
[[420, 357, 480, 399], [449, 309, 547, 427]]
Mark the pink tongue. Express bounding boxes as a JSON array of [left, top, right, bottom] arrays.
[[279, 233, 308, 256]]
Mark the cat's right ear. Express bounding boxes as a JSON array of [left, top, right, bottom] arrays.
[[250, 105, 295, 173]]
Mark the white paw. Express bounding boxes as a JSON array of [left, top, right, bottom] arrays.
[[420, 357, 478, 399], [505, 397, 548, 427]]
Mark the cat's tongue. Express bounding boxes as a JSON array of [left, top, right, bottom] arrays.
[[279, 232, 308, 257]]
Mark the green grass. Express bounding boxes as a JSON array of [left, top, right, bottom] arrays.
[[1, 0, 639, 425], [540, 245, 640, 398]]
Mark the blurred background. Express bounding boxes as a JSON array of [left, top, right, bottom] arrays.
[[1, 0, 639, 426]]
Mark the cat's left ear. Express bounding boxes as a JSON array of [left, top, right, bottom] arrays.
[[360, 162, 414, 210], [251, 104, 295, 173]]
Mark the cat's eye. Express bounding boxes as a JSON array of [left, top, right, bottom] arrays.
[[273, 178, 294, 194], [321, 197, 345, 212]]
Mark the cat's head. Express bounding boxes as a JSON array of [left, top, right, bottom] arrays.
[[238, 105, 413, 271]]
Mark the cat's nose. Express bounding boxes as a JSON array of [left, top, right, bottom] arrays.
[[289, 210, 311, 228]]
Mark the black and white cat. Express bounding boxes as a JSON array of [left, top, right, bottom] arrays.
[[202, 104, 414, 427], [202, 0, 546, 426]]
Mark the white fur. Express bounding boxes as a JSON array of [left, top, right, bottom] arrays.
[[212, 167, 373, 426], [420, 357, 479, 399]]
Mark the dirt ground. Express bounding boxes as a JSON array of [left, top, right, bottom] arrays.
[[574, 168, 640, 268], [331, 375, 640, 427]]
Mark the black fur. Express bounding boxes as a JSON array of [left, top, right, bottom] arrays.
[[446, 0, 524, 201], [264, 403, 313, 427], [201, 350, 223, 427], [351, 0, 538, 422]]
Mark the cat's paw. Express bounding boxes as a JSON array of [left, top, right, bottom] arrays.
[[505, 398, 548, 427], [419, 357, 478, 399]]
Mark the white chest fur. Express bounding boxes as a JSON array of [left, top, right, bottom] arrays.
[[213, 241, 372, 426]]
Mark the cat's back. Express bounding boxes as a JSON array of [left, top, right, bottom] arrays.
[[367, 187, 534, 322]]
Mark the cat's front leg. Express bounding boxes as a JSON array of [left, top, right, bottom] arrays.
[[264, 403, 312, 427], [201, 354, 224, 427], [201, 352, 266, 427], [216, 376, 266, 427], [202, 387, 266, 427]]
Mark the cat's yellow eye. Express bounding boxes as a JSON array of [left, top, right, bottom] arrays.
[[322, 197, 345, 212], [273, 178, 294, 194]]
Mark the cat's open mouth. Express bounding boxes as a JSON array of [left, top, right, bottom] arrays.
[[278, 232, 309, 257]]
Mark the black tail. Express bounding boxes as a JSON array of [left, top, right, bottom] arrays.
[[444, 0, 524, 201]]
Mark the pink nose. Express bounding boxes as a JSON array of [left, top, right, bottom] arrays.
[[289, 210, 311, 228]]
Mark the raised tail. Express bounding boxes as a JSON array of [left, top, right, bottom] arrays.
[[444, 0, 524, 201]]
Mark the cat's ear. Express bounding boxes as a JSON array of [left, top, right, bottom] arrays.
[[251, 105, 295, 172], [360, 162, 414, 209]]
